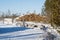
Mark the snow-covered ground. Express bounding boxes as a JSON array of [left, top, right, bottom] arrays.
[[0, 28, 45, 40], [0, 20, 18, 28], [0, 21, 60, 40], [0, 27, 60, 40], [0, 23, 17, 28]]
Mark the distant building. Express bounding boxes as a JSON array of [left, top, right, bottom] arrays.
[[4, 18, 14, 24]]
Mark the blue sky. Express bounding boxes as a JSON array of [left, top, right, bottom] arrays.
[[0, 0, 45, 14]]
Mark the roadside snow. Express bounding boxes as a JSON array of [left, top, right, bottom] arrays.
[[0, 28, 45, 40], [0, 21, 60, 40]]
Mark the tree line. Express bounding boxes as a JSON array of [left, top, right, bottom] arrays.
[[0, 10, 20, 18]]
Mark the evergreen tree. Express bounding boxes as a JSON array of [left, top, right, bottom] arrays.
[[44, 0, 60, 27]]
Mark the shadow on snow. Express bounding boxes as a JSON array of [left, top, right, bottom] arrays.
[[0, 27, 30, 34]]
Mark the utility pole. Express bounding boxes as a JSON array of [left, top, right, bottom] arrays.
[[2, 12, 4, 24], [23, 14, 25, 27], [23, 19, 25, 27]]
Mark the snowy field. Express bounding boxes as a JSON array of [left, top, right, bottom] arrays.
[[0, 21, 60, 40]]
